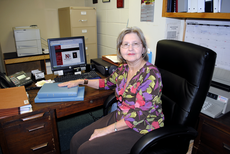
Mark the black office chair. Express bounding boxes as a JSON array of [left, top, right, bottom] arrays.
[[103, 39, 216, 154]]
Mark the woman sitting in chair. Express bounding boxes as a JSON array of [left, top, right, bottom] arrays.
[[58, 27, 164, 154]]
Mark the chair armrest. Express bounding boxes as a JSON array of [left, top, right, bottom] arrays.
[[103, 93, 116, 116], [130, 125, 197, 154]]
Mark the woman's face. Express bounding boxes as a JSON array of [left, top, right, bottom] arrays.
[[120, 33, 144, 63]]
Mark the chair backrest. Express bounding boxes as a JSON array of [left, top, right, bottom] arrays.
[[155, 40, 216, 128]]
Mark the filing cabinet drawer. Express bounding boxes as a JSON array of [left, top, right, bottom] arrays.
[[71, 27, 97, 44], [58, 7, 98, 61], [200, 123, 230, 153], [85, 43, 98, 64], [70, 9, 96, 27]]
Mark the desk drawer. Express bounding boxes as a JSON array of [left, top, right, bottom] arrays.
[[7, 132, 56, 154], [56, 97, 106, 118], [0, 109, 60, 154], [200, 123, 230, 153], [4, 113, 52, 142]]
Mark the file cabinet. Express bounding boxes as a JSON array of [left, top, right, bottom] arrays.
[[58, 7, 98, 64], [0, 109, 60, 154]]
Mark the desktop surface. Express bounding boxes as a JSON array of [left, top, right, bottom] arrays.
[[28, 74, 113, 118]]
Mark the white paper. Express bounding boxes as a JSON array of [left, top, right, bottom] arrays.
[[105, 56, 119, 63], [166, 23, 180, 40]]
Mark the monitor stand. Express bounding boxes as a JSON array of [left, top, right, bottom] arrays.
[[63, 68, 82, 76]]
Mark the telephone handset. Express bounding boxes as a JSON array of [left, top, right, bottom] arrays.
[[0, 71, 33, 88], [0, 72, 15, 88]]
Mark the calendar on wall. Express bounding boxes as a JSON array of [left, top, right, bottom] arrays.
[[185, 19, 230, 85]]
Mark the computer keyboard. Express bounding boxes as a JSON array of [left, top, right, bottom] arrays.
[[54, 71, 101, 82]]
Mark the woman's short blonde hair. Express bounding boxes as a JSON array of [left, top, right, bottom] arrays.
[[116, 27, 148, 63]]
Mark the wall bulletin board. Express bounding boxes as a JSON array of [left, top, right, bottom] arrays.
[[185, 19, 230, 71], [184, 19, 230, 84]]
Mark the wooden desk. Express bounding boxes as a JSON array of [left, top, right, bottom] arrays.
[[0, 74, 114, 154], [4, 52, 50, 75], [193, 112, 230, 154]]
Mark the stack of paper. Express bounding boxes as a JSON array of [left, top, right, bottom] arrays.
[[34, 82, 85, 103], [0, 86, 32, 119], [105, 56, 119, 63], [102, 54, 120, 66]]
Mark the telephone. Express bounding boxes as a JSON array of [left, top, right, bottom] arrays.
[[0, 71, 33, 88], [201, 86, 230, 118]]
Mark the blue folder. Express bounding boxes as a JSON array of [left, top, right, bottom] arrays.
[[35, 87, 85, 103], [37, 82, 79, 98]]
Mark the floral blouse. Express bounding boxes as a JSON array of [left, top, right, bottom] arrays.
[[99, 62, 164, 134]]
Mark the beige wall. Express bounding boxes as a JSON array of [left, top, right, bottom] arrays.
[[85, 0, 129, 58], [0, 0, 85, 53], [85, 0, 184, 64], [0, 0, 183, 64]]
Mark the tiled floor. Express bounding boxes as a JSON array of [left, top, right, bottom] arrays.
[[61, 140, 194, 154], [62, 150, 70, 154]]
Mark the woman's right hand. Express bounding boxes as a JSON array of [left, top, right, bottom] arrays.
[[58, 80, 83, 88]]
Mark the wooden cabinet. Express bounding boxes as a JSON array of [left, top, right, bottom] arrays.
[[0, 109, 60, 154], [192, 113, 230, 154], [162, 0, 230, 20], [58, 7, 98, 64]]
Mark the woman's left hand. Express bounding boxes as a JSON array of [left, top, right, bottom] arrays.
[[89, 119, 129, 141], [89, 127, 111, 141]]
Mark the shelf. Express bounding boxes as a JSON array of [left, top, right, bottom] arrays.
[[4, 53, 50, 75], [4, 53, 50, 65], [162, 0, 230, 20]]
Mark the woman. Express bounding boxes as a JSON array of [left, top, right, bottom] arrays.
[[58, 27, 164, 154]]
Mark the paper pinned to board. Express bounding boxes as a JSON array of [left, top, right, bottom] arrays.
[[105, 55, 119, 63]]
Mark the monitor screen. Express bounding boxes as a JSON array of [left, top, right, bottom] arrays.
[[47, 36, 87, 74]]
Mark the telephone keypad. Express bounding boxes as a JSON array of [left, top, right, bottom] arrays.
[[10, 77, 20, 85]]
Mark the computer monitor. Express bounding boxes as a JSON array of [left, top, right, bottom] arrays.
[[47, 36, 87, 75]]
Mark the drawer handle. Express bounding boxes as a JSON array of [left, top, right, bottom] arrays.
[[22, 113, 44, 121], [223, 143, 230, 151], [31, 142, 48, 151], [79, 19, 87, 22], [90, 100, 93, 103], [27, 124, 45, 132]]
